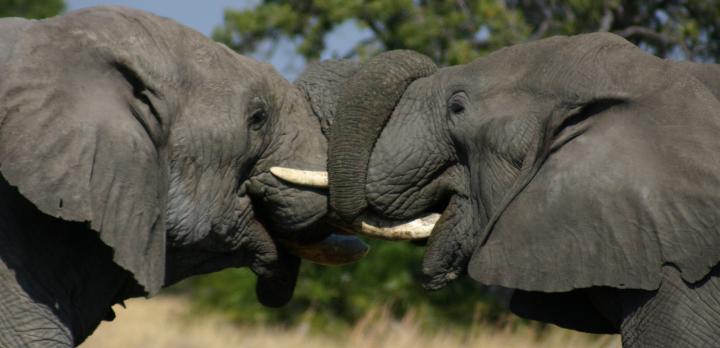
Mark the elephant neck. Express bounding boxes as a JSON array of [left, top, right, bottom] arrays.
[[0, 176, 141, 345]]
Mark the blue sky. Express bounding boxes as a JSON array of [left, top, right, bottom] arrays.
[[65, 0, 370, 79], [66, 0, 255, 36]]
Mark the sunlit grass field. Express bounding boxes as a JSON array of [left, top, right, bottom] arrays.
[[81, 296, 620, 348]]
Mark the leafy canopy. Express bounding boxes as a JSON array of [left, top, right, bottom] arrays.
[[214, 0, 719, 65], [0, 0, 65, 19]]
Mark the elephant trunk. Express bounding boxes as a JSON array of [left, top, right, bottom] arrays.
[[328, 50, 437, 222]]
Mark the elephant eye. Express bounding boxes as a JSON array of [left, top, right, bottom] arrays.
[[449, 101, 465, 115], [447, 92, 468, 117], [249, 108, 268, 131]]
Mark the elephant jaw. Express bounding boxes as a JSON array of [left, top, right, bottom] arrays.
[[270, 166, 439, 240]]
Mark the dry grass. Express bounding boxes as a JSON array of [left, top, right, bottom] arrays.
[[81, 296, 620, 348]]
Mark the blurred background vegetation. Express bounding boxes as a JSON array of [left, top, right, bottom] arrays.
[[0, 0, 64, 18], [5, 0, 719, 336], [214, 0, 719, 67], [173, 240, 510, 333]]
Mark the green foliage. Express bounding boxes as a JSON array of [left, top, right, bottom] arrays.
[[214, 0, 719, 65], [213, 0, 530, 65], [0, 0, 64, 19], [508, 0, 720, 62], [173, 240, 509, 332]]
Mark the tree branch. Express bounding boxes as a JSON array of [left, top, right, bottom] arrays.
[[529, 18, 551, 41], [456, 0, 477, 33], [359, 17, 388, 49], [341, 37, 379, 59], [597, 0, 614, 32], [528, 0, 553, 41], [615, 26, 692, 59]]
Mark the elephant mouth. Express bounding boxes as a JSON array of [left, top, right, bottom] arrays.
[[257, 166, 370, 266], [271, 166, 445, 241], [357, 163, 463, 241]]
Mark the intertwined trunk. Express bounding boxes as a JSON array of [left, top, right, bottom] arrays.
[[328, 50, 436, 221]]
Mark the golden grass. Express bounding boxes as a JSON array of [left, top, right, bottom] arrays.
[[81, 296, 620, 348]]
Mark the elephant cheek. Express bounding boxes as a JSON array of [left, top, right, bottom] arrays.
[[246, 173, 328, 238]]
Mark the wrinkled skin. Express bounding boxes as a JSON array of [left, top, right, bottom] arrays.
[[0, 7, 329, 346], [329, 34, 720, 346]]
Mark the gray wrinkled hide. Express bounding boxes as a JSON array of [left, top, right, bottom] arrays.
[[0, 18, 31, 66], [294, 59, 361, 135], [0, 7, 176, 296], [328, 32, 720, 342], [0, 6, 328, 346], [468, 34, 720, 292]]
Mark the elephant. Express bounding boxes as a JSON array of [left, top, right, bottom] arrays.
[[325, 33, 720, 347], [0, 6, 369, 347]]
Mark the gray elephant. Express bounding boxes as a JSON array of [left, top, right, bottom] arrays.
[[326, 34, 720, 347], [0, 6, 367, 347]]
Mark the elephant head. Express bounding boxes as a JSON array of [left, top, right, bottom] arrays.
[[0, 5, 346, 321], [328, 33, 720, 332]]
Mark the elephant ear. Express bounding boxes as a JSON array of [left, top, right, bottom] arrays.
[[469, 33, 720, 293], [0, 9, 175, 294]]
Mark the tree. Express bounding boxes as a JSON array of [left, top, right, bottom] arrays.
[[0, 0, 65, 19], [214, 0, 719, 66], [509, 0, 719, 62], [213, 0, 530, 66]]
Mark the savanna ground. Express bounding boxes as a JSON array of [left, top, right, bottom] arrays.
[[82, 295, 620, 348]]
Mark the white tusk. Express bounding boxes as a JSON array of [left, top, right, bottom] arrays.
[[357, 213, 440, 240], [270, 167, 328, 188]]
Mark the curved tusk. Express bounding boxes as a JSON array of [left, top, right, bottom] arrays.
[[357, 213, 440, 240], [270, 167, 328, 188]]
